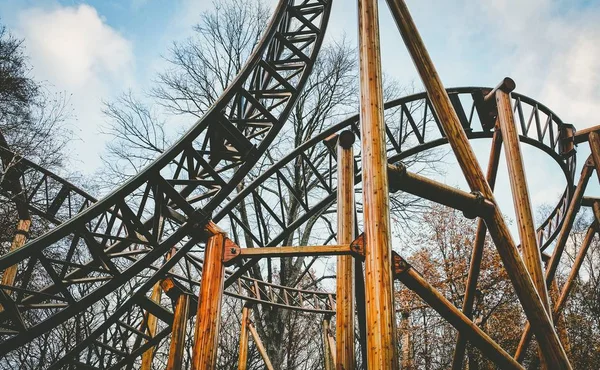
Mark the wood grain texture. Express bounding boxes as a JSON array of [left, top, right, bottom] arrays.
[[357, 0, 399, 367]]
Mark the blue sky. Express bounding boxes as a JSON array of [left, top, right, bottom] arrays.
[[1, 0, 600, 232]]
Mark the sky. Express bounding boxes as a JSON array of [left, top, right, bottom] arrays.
[[1, 0, 600, 236]]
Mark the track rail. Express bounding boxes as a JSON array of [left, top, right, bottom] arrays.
[[0, 0, 332, 360]]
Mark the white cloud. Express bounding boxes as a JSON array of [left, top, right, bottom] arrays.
[[15, 4, 135, 174], [18, 4, 134, 91]]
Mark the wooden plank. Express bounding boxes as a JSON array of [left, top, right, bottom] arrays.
[[336, 130, 356, 370], [357, 0, 399, 367], [191, 232, 226, 370], [237, 306, 251, 370], [166, 293, 191, 370]]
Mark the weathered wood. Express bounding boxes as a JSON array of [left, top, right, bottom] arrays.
[[324, 317, 334, 370], [237, 306, 251, 370], [574, 124, 600, 144], [497, 87, 552, 368], [451, 129, 502, 370], [514, 160, 593, 362], [192, 232, 226, 370], [386, 0, 571, 366], [336, 130, 356, 370], [2, 219, 31, 289], [140, 282, 162, 370], [388, 163, 495, 218], [393, 253, 524, 370], [166, 293, 191, 370], [249, 322, 275, 370], [231, 244, 353, 260], [357, 0, 399, 367], [516, 222, 596, 360]]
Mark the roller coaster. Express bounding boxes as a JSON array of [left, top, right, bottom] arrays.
[[0, 0, 597, 369]]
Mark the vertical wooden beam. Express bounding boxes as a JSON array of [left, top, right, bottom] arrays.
[[451, 129, 502, 370], [357, 0, 399, 368], [140, 282, 162, 370], [497, 87, 553, 367], [192, 231, 226, 370], [2, 218, 31, 289], [166, 293, 191, 370], [238, 305, 251, 370], [497, 86, 551, 319], [400, 311, 412, 370], [324, 317, 333, 370], [249, 322, 275, 370], [336, 130, 356, 370], [514, 162, 593, 361], [385, 0, 571, 367]]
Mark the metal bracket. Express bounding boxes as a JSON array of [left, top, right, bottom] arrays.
[[222, 238, 241, 266], [350, 233, 365, 258], [392, 251, 410, 279]]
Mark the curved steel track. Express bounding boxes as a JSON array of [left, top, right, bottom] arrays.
[[0, 0, 332, 362]]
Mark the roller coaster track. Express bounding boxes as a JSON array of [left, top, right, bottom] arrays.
[[0, 0, 332, 361], [1, 83, 576, 367]]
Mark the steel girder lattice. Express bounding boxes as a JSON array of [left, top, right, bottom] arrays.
[[0, 0, 596, 368]]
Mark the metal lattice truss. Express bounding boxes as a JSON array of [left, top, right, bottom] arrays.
[[0, 0, 598, 368]]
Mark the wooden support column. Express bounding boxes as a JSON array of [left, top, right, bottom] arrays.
[[514, 161, 593, 362], [238, 305, 251, 370], [496, 84, 552, 319], [192, 228, 226, 370], [386, 0, 571, 367], [2, 218, 31, 289], [451, 128, 502, 370], [393, 254, 524, 369], [249, 321, 275, 370], [516, 220, 598, 359], [497, 86, 553, 368], [140, 283, 162, 370], [166, 293, 191, 370], [357, 0, 399, 367], [336, 130, 356, 370]]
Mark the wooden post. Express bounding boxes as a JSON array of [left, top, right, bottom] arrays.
[[140, 282, 162, 370], [238, 305, 251, 370], [400, 311, 412, 370], [192, 231, 226, 370], [451, 129, 502, 370], [549, 276, 571, 355], [516, 221, 597, 359], [514, 161, 592, 361], [385, 0, 570, 367], [357, 0, 399, 367], [166, 293, 191, 370], [336, 130, 356, 370], [249, 322, 275, 370], [2, 218, 31, 288], [497, 87, 553, 367], [393, 254, 524, 369]]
